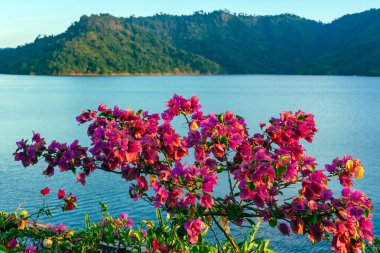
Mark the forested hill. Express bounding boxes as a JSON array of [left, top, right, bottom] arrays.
[[0, 9, 380, 76]]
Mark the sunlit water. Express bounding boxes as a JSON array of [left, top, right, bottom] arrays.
[[0, 74, 379, 252]]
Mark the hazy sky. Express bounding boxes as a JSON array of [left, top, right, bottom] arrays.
[[1, 0, 380, 48]]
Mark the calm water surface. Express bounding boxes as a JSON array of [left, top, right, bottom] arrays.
[[0, 75, 379, 252]]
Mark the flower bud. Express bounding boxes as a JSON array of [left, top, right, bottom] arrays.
[[146, 221, 154, 229], [188, 207, 196, 219], [345, 160, 354, 171], [18, 220, 25, 230], [278, 223, 291, 236], [149, 175, 157, 184], [190, 121, 199, 130], [220, 216, 228, 228], [6, 239, 17, 249], [204, 215, 212, 223], [225, 225, 230, 234], [20, 210, 28, 219], [354, 166, 364, 179], [43, 238, 53, 248]]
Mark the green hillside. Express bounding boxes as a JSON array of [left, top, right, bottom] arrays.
[[0, 9, 380, 75], [0, 14, 221, 75]]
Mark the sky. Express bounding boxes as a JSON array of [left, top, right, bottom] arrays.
[[1, 0, 380, 48]]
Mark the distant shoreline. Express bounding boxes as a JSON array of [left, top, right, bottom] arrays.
[[56, 72, 201, 77], [1, 73, 380, 77]]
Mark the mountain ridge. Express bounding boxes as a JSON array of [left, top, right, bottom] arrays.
[[1, 9, 380, 76]]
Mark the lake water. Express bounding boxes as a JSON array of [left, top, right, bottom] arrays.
[[0, 74, 379, 252]]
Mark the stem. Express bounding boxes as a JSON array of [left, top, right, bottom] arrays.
[[208, 222, 226, 253], [98, 167, 122, 174], [181, 112, 191, 126], [227, 170, 235, 200], [224, 153, 239, 207], [232, 181, 239, 192], [211, 215, 240, 253], [277, 178, 302, 190]]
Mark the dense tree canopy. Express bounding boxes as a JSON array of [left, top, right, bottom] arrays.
[[0, 9, 379, 75]]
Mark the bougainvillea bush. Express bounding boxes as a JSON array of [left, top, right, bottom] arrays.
[[2, 94, 379, 252]]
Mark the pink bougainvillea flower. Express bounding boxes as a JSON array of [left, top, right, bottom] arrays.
[[24, 243, 37, 253], [120, 213, 128, 220], [151, 238, 168, 253], [290, 218, 305, 235], [76, 110, 96, 124], [76, 172, 86, 185], [55, 224, 67, 233], [98, 103, 107, 112], [320, 189, 332, 201], [6, 239, 17, 249], [184, 218, 206, 244], [57, 189, 65, 199], [64, 193, 77, 211], [181, 193, 196, 207], [291, 198, 305, 211], [136, 176, 149, 192], [199, 194, 214, 209], [151, 184, 169, 208], [127, 219, 134, 228], [278, 223, 291, 236], [202, 175, 217, 194], [228, 133, 244, 150], [40, 187, 50, 196]]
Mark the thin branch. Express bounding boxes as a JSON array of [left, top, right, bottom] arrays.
[[208, 222, 226, 253], [227, 170, 235, 200], [211, 215, 240, 253], [232, 180, 239, 192], [181, 112, 191, 126], [98, 167, 122, 174]]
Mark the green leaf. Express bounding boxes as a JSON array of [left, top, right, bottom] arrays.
[[219, 136, 228, 145], [227, 211, 238, 221], [85, 212, 90, 229], [311, 213, 318, 225], [247, 182, 256, 191], [363, 206, 370, 218], [218, 113, 224, 122], [274, 167, 281, 179], [70, 165, 76, 174], [269, 219, 277, 227], [0, 245, 8, 253], [246, 218, 256, 227], [280, 165, 287, 174], [156, 208, 163, 227], [297, 115, 306, 120], [0, 219, 6, 229], [99, 201, 108, 213], [201, 225, 209, 237]]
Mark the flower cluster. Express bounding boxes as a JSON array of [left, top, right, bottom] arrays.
[[326, 156, 364, 187], [0, 203, 146, 252], [38, 187, 77, 211], [14, 135, 93, 183], [330, 188, 374, 252], [12, 94, 376, 252]]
